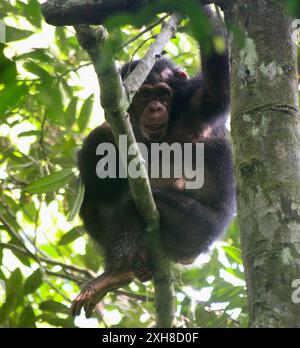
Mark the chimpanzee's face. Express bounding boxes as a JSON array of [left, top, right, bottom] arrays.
[[130, 82, 173, 141]]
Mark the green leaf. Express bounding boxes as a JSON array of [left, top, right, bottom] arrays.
[[24, 269, 43, 295], [0, 48, 17, 84], [24, 169, 74, 194], [64, 97, 78, 128], [39, 301, 69, 314], [8, 268, 23, 290], [226, 218, 240, 246], [39, 313, 75, 328], [23, 61, 52, 81], [26, 0, 42, 28], [0, 1, 14, 12], [15, 254, 32, 268], [59, 227, 82, 245], [0, 268, 6, 280], [18, 130, 41, 137], [0, 83, 28, 116], [195, 305, 226, 328], [287, 0, 300, 17], [181, 267, 201, 284], [60, 77, 73, 98], [0, 269, 24, 320], [67, 180, 85, 221], [37, 81, 64, 125], [0, 301, 13, 323], [223, 246, 242, 264], [6, 26, 33, 42], [77, 94, 94, 131], [22, 202, 38, 222], [55, 27, 68, 54], [83, 241, 104, 272], [180, 297, 193, 326], [210, 282, 244, 304], [225, 267, 245, 281], [19, 306, 36, 328], [17, 48, 53, 63]]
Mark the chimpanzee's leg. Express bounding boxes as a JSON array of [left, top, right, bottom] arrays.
[[71, 194, 150, 318]]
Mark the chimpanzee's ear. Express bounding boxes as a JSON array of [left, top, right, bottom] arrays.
[[175, 69, 189, 80]]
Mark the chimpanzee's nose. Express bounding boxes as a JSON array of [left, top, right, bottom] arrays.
[[149, 101, 162, 112]]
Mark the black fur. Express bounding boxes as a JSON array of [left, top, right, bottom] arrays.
[[78, 12, 235, 280]]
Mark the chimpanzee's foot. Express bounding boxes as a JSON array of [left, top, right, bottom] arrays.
[[71, 270, 134, 318]]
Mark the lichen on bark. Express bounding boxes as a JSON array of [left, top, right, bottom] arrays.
[[225, 0, 300, 328]]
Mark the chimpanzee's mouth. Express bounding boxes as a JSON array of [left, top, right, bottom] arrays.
[[143, 124, 166, 132]]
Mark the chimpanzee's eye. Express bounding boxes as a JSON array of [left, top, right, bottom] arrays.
[[157, 87, 172, 100], [138, 88, 152, 99]]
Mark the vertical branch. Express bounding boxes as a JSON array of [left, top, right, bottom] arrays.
[[74, 13, 181, 327]]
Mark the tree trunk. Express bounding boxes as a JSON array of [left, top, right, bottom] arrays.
[[226, 0, 300, 327]]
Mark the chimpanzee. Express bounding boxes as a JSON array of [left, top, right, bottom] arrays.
[[71, 7, 235, 317]]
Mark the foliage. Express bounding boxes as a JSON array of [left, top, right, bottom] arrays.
[[0, 0, 247, 328], [287, 0, 300, 17]]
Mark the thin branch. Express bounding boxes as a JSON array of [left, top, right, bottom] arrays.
[[114, 290, 154, 302], [125, 35, 157, 78], [0, 243, 95, 279], [95, 305, 109, 328], [57, 62, 91, 79], [46, 270, 86, 283], [45, 279, 72, 303], [33, 201, 42, 253], [0, 200, 51, 259], [118, 14, 169, 50], [4, 172, 27, 187], [124, 13, 182, 97], [0, 241, 152, 304], [39, 110, 50, 175]]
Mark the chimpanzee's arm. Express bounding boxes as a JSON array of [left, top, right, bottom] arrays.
[[192, 6, 230, 124]]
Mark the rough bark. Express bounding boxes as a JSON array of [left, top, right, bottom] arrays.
[[42, 0, 148, 25], [225, 0, 300, 327], [41, 0, 220, 25]]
